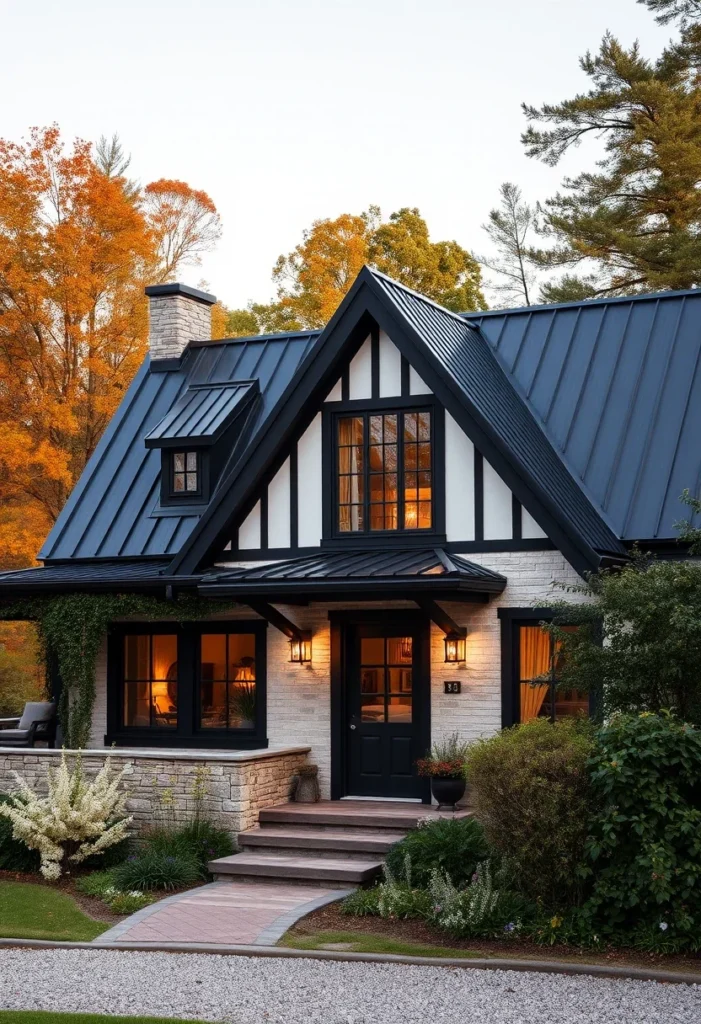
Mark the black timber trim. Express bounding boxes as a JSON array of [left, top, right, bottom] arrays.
[[445, 538, 555, 553], [474, 451, 484, 542], [289, 444, 299, 550], [244, 600, 305, 640], [400, 355, 410, 397], [329, 609, 431, 801], [414, 598, 467, 638], [512, 496, 522, 540], [169, 268, 615, 578], [370, 325, 380, 398]]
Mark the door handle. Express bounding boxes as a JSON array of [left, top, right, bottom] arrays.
[[349, 723, 356, 730]]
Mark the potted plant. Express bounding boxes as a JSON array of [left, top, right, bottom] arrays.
[[416, 733, 470, 811]]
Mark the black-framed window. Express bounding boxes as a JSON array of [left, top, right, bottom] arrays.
[[108, 621, 267, 749], [335, 409, 433, 534], [499, 609, 591, 727], [171, 451, 200, 497]]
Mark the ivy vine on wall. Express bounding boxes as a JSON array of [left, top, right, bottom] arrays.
[[0, 593, 235, 748]]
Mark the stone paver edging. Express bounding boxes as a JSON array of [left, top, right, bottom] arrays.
[[98, 881, 352, 946], [0, 937, 699, 986]]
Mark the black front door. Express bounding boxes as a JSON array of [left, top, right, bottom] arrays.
[[344, 617, 429, 800]]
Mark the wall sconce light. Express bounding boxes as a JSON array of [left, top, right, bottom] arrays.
[[289, 631, 312, 664], [444, 632, 466, 663]]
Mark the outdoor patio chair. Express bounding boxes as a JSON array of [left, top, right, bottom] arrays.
[[0, 701, 57, 748]]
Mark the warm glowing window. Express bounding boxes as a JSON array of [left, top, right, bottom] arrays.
[[337, 410, 432, 533], [123, 633, 178, 729], [518, 624, 587, 723], [172, 451, 200, 495], [199, 633, 257, 730]]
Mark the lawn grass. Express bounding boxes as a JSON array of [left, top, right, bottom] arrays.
[[0, 881, 108, 941], [0, 1015, 211, 1024], [279, 927, 480, 959]]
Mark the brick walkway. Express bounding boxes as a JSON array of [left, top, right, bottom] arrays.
[[98, 881, 348, 947]]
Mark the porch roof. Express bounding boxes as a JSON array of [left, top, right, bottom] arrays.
[[0, 559, 189, 594], [199, 548, 507, 599]]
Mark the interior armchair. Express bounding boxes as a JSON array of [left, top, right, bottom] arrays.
[[0, 701, 57, 748]]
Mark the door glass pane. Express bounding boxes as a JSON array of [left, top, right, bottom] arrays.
[[361, 695, 385, 722], [387, 696, 412, 722], [360, 667, 383, 694], [387, 637, 412, 664], [361, 637, 384, 665], [388, 667, 412, 693]]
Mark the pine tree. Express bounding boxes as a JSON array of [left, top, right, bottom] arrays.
[[523, 4, 701, 296], [479, 183, 537, 307]]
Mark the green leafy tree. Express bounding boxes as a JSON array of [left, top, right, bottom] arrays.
[[479, 183, 538, 306], [234, 207, 486, 333], [546, 546, 701, 724], [522, 4, 701, 297]]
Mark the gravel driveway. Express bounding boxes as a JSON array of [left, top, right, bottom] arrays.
[[0, 949, 699, 1024]]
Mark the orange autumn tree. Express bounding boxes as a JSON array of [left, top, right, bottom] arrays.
[[0, 127, 222, 567]]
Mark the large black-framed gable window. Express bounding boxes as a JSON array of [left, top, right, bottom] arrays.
[[107, 621, 267, 749], [499, 609, 591, 728], [335, 409, 433, 534]]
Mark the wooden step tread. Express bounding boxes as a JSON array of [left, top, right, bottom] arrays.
[[259, 805, 430, 830], [208, 852, 383, 884], [238, 828, 401, 853]]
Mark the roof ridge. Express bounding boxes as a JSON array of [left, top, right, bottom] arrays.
[[368, 267, 481, 330], [463, 286, 701, 319]]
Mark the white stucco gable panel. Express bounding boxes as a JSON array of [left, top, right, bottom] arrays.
[[379, 330, 402, 398], [324, 378, 343, 402], [297, 412, 323, 547], [268, 457, 291, 549], [522, 506, 548, 539], [238, 500, 261, 550], [483, 459, 513, 540], [445, 412, 475, 541], [349, 335, 372, 399], [409, 364, 432, 395]]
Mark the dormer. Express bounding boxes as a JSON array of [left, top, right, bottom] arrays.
[[145, 379, 260, 508]]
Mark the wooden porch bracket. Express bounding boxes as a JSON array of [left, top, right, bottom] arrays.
[[245, 599, 308, 641], [414, 597, 467, 638]]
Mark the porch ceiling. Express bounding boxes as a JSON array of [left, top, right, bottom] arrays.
[[199, 548, 506, 600]]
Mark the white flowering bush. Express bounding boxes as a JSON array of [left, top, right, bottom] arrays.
[[0, 752, 132, 880], [429, 860, 499, 934]]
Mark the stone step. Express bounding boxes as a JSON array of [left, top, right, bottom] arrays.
[[258, 802, 429, 833], [209, 852, 383, 887], [237, 827, 401, 859]]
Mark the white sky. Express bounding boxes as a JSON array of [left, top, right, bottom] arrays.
[[1, 0, 668, 308]]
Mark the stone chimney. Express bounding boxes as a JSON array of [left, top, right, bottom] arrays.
[[145, 283, 216, 361]]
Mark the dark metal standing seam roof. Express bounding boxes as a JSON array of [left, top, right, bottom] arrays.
[[39, 332, 319, 562], [199, 548, 507, 596], [145, 381, 257, 447], [470, 290, 701, 541], [371, 272, 626, 556], [0, 559, 177, 591]]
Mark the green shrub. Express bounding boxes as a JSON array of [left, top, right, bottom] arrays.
[[0, 794, 40, 873], [75, 870, 115, 898], [428, 861, 535, 939], [112, 850, 200, 891], [581, 712, 701, 951], [342, 886, 383, 917], [140, 820, 233, 876], [82, 834, 132, 870], [466, 718, 593, 908], [341, 874, 433, 921], [384, 816, 489, 887]]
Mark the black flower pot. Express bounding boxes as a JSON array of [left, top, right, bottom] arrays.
[[430, 775, 466, 812]]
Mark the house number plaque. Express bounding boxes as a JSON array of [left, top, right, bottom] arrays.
[[444, 681, 461, 694]]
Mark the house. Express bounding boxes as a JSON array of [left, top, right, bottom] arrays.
[[1, 268, 700, 824]]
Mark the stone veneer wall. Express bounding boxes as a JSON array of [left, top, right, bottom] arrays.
[[87, 548, 589, 801], [0, 747, 309, 836]]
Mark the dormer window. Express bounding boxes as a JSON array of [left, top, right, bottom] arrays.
[[172, 451, 200, 496]]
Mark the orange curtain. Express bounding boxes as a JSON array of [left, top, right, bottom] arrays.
[[519, 625, 551, 722]]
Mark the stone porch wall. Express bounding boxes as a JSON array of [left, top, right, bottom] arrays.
[[0, 747, 309, 836]]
